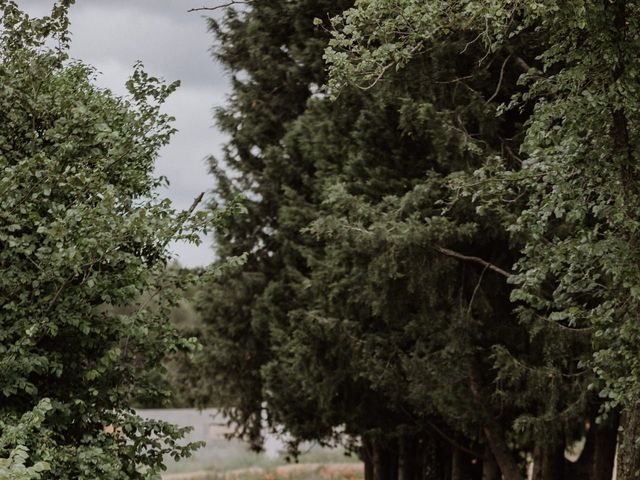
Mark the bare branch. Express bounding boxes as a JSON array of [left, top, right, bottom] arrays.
[[173, 191, 204, 235], [186, 191, 205, 216], [468, 264, 489, 313], [513, 55, 531, 73], [485, 54, 511, 104], [188, 1, 247, 13], [356, 42, 424, 91], [435, 247, 512, 278], [504, 145, 523, 165]]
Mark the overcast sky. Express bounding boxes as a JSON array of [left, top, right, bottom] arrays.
[[17, 0, 230, 267]]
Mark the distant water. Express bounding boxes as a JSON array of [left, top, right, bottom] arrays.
[[138, 408, 284, 459]]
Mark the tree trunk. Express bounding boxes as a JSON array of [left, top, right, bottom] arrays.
[[362, 438, 375, 480], [388, 441, 399, 480], [451, 446, 484, 480], [617, 407, 640, 480], [482, 423, 524, 480], [566, 411, 619, 480], [468, 362, 523, 480], [423, 435, 451, 480], [589, 412, 619, 480], [398, 436, 415, 480], [372, 442, 389, 480], [417, 434, 450, 480], [531, 442, 565, 480], [452, 448, 465, 480], [371, 440, 398, 480], [482, 446, 500, 480]]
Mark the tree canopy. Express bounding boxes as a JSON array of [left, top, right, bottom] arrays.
[[0, 2, 227, 478], [194, 1, 640, 480], [7, 1, 640, 479]]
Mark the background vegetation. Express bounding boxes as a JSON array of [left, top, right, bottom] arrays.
[[4, 1, 640, 480]]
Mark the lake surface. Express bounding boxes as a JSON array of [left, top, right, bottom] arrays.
[[138, 409, 350, 474]]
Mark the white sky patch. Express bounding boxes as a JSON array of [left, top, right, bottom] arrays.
[[16, 0, 230, 267]]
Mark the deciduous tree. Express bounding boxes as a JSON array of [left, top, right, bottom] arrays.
[[0, 2, 220, 477]]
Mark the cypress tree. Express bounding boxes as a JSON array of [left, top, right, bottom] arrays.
[[193, 0, 354, 450], [195, 1, 624, 479]]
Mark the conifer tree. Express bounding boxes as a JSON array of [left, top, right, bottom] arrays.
[[192, 0, 354, 450]]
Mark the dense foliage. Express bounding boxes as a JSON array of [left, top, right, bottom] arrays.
[[0, 2, 223, 478], [7, 0, 638, 479], [322, 1, 640, 479], [194, 1, 640, 480], [189, 0, 353, 451]]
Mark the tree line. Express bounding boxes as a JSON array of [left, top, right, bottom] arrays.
[[3, 1, 640, 480], [186, 2, 640, 480]]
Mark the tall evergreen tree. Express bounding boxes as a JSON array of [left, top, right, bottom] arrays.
[[192, 0, 354, 450]]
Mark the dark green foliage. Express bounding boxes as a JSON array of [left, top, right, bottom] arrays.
[[192, 0, 353, 451], [192, 2, 594, 479], [322, 0, 640, 478]]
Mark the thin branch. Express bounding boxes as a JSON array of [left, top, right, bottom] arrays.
[[46, 276, 73, 312], [504, 145, 523, 165], [357, 62, 397, 91], [435, 74, 474, 85], [435, 247, 512, 278], [485, 54, 511, 104], [186, 192, 205, 216], [468, 264, 489, 313], [460, 29, 484, 54], [356, 42, 424, 91], [161, 192, 205, 249], [188, 1, 247, 13], [536, 314, 594, 333]]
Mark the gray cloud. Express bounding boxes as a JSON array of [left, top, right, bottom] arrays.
[[67, 2, 228, 90]]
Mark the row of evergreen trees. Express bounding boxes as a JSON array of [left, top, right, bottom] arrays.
[[186, 2, 640, 480]]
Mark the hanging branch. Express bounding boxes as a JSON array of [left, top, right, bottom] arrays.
[[485, 54, 512, 104]]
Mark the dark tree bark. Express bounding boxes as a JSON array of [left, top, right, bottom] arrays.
[[451, 448, 467, 480], [371, 439, 398, 480], [363, 438, 374, 480], [589, 412, 619, 480], [388, 441, 399, 480], [531, 442, 565, 480], [482, 423, 523, 480], [423, 435, 451, 480], [617, 406, 640, 480], [482, 446, 500, 480], [451, 447, 483, 480], [609, 1, 640, 476], [372, 441, 388, 480], [468, 362, 524, 480], [563, 411, 618, 480], [398, 435, 416, 480]]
